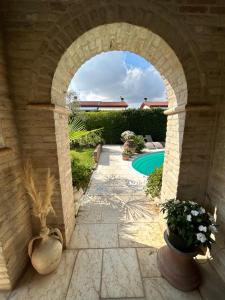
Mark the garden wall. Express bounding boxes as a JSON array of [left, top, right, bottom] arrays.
[[83, 109, 167, 144]]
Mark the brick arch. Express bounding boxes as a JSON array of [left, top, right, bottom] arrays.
[[51, 23, 186, 109], [30, 0, 202, 106]]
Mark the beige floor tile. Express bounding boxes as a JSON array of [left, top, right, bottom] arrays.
[[66, 249, 102, 300], [76, 205, 102, 224], [69, 223, 118, 248], [119, 222, 164, 248], [9, 250, 77, 300], [144, 278, 202, 300], [137, 248, 161, 278], [198, 260, 225, 300], [101, 248, 144, 298], [0, 291, 9, 300]]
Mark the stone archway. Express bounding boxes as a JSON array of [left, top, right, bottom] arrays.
[[50, 22, 188, 203], [3, 0, 218, 289]]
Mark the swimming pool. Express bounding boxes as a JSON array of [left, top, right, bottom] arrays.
[[132, 151, 165, 176]]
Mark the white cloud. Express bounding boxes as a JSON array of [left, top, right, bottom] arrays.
[[69, 51, 166, 108]]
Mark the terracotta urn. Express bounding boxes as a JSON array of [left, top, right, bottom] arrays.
[[157, 231, 201, 291], [123, 140, 136, 154], [28, 227, 63, 275]]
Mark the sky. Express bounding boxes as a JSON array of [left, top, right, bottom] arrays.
[[68, 51, 166, 108]]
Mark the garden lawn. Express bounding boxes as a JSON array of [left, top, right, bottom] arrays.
[[70, 147, 95, 168]]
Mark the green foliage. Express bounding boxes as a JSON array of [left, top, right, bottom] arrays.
[[69, 128, 104, 147], [160, 199, 217, 249], [122, 149, 133, 157], [133, 135, 145, 153], [83, 109, 167, 144], [70, 148, 95, 190], [145, 166, 163, 198]]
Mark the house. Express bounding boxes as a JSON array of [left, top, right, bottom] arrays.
[[140, 100, 168, 110], [79, 100, 128, 111]]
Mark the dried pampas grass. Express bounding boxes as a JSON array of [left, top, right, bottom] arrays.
[[23, 161, 56, 230]]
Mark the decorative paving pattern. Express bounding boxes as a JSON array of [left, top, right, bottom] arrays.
[[2, 145, 225, 300]]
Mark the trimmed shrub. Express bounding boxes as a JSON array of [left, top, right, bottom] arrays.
[[145, 166, 163, 198], [133, 135, 145, 153], [71, 158, 92, 190], [83, 109, 167, 144]]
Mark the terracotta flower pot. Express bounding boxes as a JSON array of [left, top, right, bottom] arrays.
[[157, 231, 201, 291], [122, 155, 130, 161], [28, 228, 63, 275], [123, 140, 136, 154]]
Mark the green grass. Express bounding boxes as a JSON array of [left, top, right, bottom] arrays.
[[70, 147, 95, 168]]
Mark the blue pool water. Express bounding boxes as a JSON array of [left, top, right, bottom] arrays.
[[132, 151, 165, 176]]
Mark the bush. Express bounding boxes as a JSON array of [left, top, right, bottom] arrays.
[[133, 135, 145, 152], [70, 128, 104, 148], [71, 158, 92, 190], [83, 109, 167, 144], [145, 166, 163, 198]]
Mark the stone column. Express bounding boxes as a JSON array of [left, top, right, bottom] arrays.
[[16, 104, 75, 246]]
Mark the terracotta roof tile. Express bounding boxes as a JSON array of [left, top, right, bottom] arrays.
[[79, 101, 128, 107]]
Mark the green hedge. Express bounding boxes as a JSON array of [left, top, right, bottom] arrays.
[[83, 109, 167, 144]]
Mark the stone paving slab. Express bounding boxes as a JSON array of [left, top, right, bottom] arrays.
[[69, 223, 118, 249], [118, 222, 164, 248], [9, 250, 77, 300], [137, 248, 161, 278], [101, 248, 144, 299], [143, 278, 202, 300], [66, 250, 102, 300]]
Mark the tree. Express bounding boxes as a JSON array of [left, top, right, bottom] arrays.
[[66, 90, 80, 115]]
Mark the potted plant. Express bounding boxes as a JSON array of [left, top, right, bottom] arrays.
[[23, 161, 63, 275], [133, 135, 145, 153], [157, 199, 218, 291], [121, 130, 136, 153], [122, 149, 132, 160]]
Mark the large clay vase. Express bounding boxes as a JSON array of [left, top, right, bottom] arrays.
[[157, 231, 201, 291], [28, 228, 63, 275], [123, 140, 136, 154]]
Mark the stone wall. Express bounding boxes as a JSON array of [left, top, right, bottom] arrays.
[[0, 32, 32, 289], [0, 0, 225, 289], [207, 107, 225, 281]]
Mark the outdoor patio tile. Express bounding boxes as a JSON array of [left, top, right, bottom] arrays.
[[143, 278, 202, 300], [100, 206, 123, 223], [8, 250, 77, 300], [66, 249, 102, 300], [118, 222, 164, 248], [198, 260, 225, 300], [137, 248, 161, 278], [0, 291, 9, 300], [69, 223, 118, 248], [75, 205, 102, 223], [101, 248, 144, 298]]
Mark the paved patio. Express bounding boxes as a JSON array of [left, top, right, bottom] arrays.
[[1, 145, 225, 300]]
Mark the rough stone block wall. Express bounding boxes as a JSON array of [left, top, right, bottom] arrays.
[[54, 110, 75, 245], [161, 112, 186, 200], [207, 108, 225, 281], [0, 33, 32, 289], [178, 111, 216, 201]]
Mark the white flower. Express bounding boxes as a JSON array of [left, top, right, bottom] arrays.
[[184, 206, 187, 211], [199, 207, 206, 214], [208, 213, 215, 223], [174, 200, 180, 204], [189, 201, 196, 205], [187, 215, 192, 222], [198, 225, 207, 232], [209, 225, 218, 233], [196, 233, 207, 243], [191, 210, 199, 216]]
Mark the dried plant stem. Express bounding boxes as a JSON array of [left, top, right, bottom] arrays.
[[23, 161, 56, 236]]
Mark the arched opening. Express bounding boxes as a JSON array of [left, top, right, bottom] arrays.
[[51, 23, 188, 206]]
